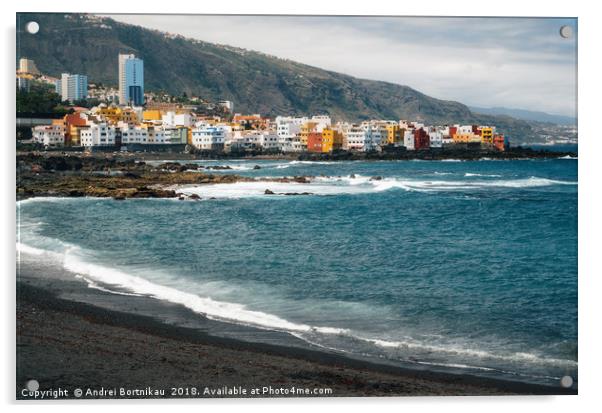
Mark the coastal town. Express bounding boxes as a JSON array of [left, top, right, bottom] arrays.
[[17, 55, 509, 154]]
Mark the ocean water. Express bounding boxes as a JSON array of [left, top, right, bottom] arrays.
[[17, 157, 578, 386]]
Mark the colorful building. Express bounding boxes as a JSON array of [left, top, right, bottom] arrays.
[[307, 132, 324, 153], [480, 127, 494, 144], [452, 133, 482, 144], [300, 122, 318, 147], [319, 128, 343, 153], [385, 124, 403, 145], [143, 110, 162, 121], [63, 113, 88, 145], [414, 128, 430, 150]]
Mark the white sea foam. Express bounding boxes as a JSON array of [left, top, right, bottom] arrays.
[[60, 248, 349, 335], [289, 160, 334, 165], [558, 155, 578, 160], [176, 175, 576, 199], [17, 236, 577, 374], [17, 193, 578, 377], [178, 180, 374, 199], [359, 336, 577, 368], [16, 242, 46, 256], [464, 173, 502, 177]]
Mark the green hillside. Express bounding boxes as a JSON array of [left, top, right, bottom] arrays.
[[16, 13, 533, 139]]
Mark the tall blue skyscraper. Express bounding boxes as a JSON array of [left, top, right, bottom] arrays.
[[118, 53, 144, 106]]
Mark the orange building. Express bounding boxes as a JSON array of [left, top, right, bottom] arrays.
[[233, 114, 268, 130], [64, 114, 88, 145], [300, 122, 318, 146], [307, 132, 324, 153]]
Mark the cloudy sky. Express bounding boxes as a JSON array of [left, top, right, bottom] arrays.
[[106, 15, 577, 117]]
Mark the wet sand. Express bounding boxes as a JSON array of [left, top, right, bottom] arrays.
[[15, 259, 577, 399]]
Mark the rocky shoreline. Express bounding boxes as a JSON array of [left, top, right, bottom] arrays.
[[16, 153, 313, 201], [16, 148, 576, 201]]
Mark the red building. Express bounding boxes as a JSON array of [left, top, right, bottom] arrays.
[[414, 128, 430, 150], [307, 132, 323, 153], [448, 126, 457, 138]]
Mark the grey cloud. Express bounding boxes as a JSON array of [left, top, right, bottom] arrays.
[[104, 14, 577, 117]]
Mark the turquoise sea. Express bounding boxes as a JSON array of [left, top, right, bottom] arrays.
[[17, 156, 578, 386]]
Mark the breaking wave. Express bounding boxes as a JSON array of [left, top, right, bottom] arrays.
[[16, 239, 575, 378], [176, 175, 576, 199]]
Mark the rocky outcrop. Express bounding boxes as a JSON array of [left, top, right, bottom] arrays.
[[16, 154, 255, 201]]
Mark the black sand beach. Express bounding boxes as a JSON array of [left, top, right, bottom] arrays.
[[16, 257, 577, 399]]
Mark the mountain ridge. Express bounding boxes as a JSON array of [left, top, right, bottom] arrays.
[[469, 106, 576, 126], [17, 12, 533, 140]]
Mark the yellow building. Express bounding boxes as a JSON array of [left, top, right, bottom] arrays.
[[300, 122, 318, 146], [96, 106, 122, 124], [480, 127, 494, 144], [143, 110, 162, 121], [96, 106, 139, 124], [69, 125, 86, 146], [120, 108, 139, 124], [385, 124, 404, 145], [321, 129, 334, 153], [453, 133, 482, 144]]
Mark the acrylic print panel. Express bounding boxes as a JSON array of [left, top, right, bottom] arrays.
[[16, 13, 577, 399]]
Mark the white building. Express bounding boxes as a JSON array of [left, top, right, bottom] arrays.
[[276, 117, 305, 152], [32, 124, 65, 147], [146, 126, 168, 144], [255, 132, 279, 150], [275, 116, 309, 126], [310, 115, 332, 131], [428, 130, 443, 148], [191, 126, 226, 150], [404, 130, 415, 150], [19, 58, 40, 75], [278, 134, 303, 152], [80, 123, 116, 147], [119, 123, 148, 144], [58, 73, 88, 103], [162, 112, 194, 127], [218, 100, 234, 112], [344, 126, 368, 151], [457, 125, 473, 134], [360, 123, 385, 151]]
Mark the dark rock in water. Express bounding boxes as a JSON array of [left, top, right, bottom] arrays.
[[350, 174, 356, 178], [113, 195, 125, 200], [370, 176, 383, 181], [253, 165, 261, 170], [124, 171, 140, 178], [264, 189, 275, 195], [207, 165, 232, 170], [292, 176, 310, 184], [162, 162, 182, 171], [68, 189, 84, 197], [189, 193, 201, 200], [178, 196, 184, 201], [283, 192, 312, 196]]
